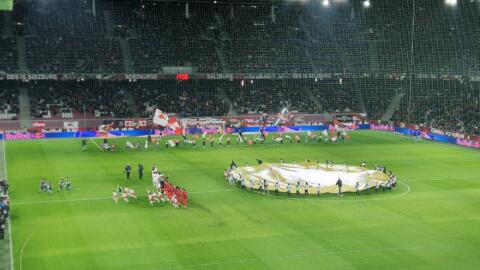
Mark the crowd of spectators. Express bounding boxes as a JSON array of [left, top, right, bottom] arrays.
[[0, 178, 9, 240], [133, 80, 228, 117], [393, 79, 480, 135], [0, 77, 478, 135], [0, 77, 478, 136], [228, 81, 314, 114], [358, 78, 403, 120], [307, 80, 361, 114], [218, 5, 311, 73], [22, 0, 123, 73], [27, 81, 131, 119], [0, 36, 17, 73], [0, 0, 478, 135], [0, 82, 19, 120], [111, 2, 220, 73], [25, 36, 122, 74], [1, 0, 478, 75], [224, 79, 357, 114]]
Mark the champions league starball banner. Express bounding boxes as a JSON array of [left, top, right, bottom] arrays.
[[231, 162, 389, 194]]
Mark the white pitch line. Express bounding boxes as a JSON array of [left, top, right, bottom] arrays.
[[7, 216, 13, 270], [89, 138, 103, 151], [11, 180, 412, 206], [2, 136, 14, 270], [189, 189, 235, 195], [10, 174, 478, 207], [19, 232, 34, 270], [415, 176, 480, 182], [12, 196, 112, 206], [11, 189, 235, 206]]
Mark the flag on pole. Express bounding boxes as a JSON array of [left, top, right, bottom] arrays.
[[168, 116, 182, 135], [274, 107, 290, 126], [152, 109, 182, 135], [153, 109, 169, 127], [98, 122, 114, 134]]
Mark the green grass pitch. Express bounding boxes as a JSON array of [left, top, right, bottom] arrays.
[[4, 130, 480, 270]]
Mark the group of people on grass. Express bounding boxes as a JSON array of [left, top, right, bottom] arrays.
[[39, 177, 72, 194], [150, 166, 187, 208], [93, 130, 348, 153], [0, 178, 10, 240], [112, 185, 138, 203], [118, 164, 187, 208], [225, 160, 398, 197]]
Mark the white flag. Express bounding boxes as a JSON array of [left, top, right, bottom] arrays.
[[153, 109, 169, 127]]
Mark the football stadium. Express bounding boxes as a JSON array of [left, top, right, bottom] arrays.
[[0, 0, 479, 269]]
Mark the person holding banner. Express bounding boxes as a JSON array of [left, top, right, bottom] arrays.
[[304, 182, 309, 195], [336, 178, 343, 196]]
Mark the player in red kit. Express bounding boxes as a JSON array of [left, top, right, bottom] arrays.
[[181, 189, 187, 208]]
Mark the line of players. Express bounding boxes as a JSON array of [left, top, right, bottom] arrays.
[[151, 167, 187, 208], [95, 129, 347, 153], [112, 185, 138, 203], [225, 160, 398, 196], [39, 177, 72, 193], [115, 165, 187, 208]]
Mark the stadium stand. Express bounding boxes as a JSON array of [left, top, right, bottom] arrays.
[[130, 80, 227, 117], [393, 79, 480, 135], [218, 5, 311, 73], [0, 36, 17, 73], [27, 81, 131, 119], [357, 78, 402, 120], [23, 0, 123, 73], [0, 0, 477, 136], [225, 79, 360, 114], [0, 0, 477, 74], [0, 82, 19, 120], [110, 2, 219, 73]]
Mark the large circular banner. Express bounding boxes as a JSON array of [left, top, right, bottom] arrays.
[[230, 162, 390, 194]]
